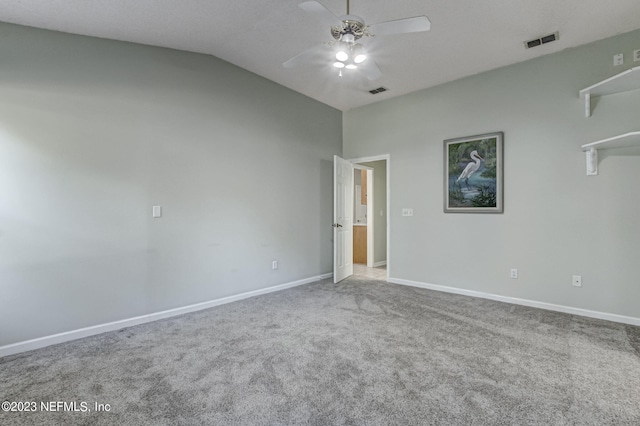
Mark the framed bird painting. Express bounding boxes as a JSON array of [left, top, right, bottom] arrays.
[[444, 132, 503, 213]]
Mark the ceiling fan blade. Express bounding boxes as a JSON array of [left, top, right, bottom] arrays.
[[359, 59, 382, 81], [368, 16, 431, 36], [283, 44, 330, 69], [299, 1, 344, 28]]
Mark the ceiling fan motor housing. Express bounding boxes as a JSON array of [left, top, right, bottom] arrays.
[[331, 15, 367, 41]]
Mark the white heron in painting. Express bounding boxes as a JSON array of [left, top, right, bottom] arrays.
[[456, 150, 484, 189]]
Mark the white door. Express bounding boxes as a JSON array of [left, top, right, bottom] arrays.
[[334, 155, 354, 283]]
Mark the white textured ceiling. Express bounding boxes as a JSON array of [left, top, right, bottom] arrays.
[[1, 0, 640, 111]]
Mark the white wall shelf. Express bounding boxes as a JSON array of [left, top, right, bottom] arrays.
[[581, 131, 640, 175], [579, 66, 640, 117]]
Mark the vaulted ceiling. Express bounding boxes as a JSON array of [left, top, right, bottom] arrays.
[[2, 0, 640, 110]]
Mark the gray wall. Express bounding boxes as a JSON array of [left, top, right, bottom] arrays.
[[0, 23, 341, 346], [344, 29, 640, 319], [359, 161, 387, 265]]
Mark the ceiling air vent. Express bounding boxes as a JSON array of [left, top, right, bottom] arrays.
[[369, 87, 388, 95], [525, 32, 559, 49]]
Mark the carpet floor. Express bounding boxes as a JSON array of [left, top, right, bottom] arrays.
[[2, 276, 640, 425]]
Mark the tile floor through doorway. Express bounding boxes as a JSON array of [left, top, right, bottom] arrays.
[[353, 264, 387, 280]]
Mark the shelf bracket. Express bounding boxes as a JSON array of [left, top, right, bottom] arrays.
[[584, 92, 591, 118], [586, 147, 598, 175]]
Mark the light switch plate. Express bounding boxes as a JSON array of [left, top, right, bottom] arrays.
[[614, 53, 624, 66], [152, 205, 162, 218]]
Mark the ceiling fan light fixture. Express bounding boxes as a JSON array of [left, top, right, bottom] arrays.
[[352, 44, 367, 63], [286, 0, 432, 83], [335, 40, 351, 61], [341, 33, 356, 44]]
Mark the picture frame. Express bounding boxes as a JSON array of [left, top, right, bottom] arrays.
[[444, 132, 503, 213]]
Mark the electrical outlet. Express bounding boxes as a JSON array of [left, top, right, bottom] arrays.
[[402, 208, 413, 217], [614, 53, 624, 66], [634, 49, 640, 62], [510, 268, 518, 279], [272, 260, 278, 270], [572, 275, 582, 287]]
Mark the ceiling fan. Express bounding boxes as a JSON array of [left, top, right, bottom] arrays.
[[283, 0, 431, 80]]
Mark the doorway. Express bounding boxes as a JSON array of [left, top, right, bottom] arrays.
[[352, 165, 373, 266], [350, 155, 389, 281]]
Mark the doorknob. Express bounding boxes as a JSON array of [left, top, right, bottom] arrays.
[[332, 223, 343, 228]]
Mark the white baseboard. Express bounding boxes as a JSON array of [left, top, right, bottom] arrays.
[[0, 273, 333, 358], [389, 277, 640, 327], [373, 261, 387, 268]]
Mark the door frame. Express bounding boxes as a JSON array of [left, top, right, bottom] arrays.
[[349, 154, 390, 281]]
